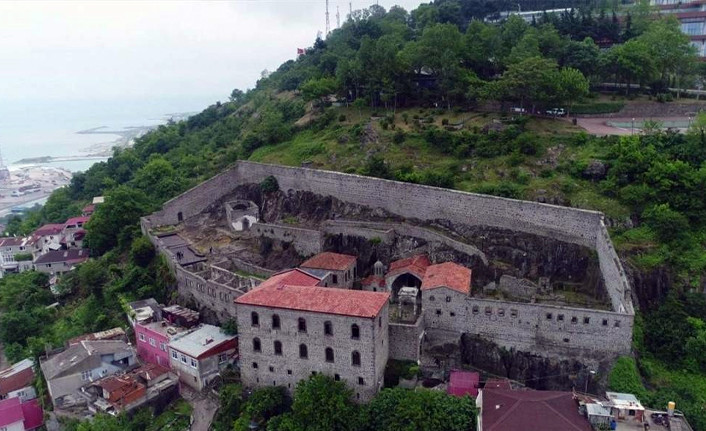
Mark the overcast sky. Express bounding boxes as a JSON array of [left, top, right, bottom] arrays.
[[0, 1, 428, 103]]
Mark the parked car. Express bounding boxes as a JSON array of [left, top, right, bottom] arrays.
[[11, 190, 24, 197], [546, 108, 566, 116], [511, 107, 526, 114]]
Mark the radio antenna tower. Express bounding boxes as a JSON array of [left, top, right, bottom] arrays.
[[336, 6, 340, 28], [325, 0, 330, 35], [349, 2, 352, 15]]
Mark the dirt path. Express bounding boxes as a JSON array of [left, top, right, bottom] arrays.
[[181, 384, 219, 431], [575, 116, 690, 136]]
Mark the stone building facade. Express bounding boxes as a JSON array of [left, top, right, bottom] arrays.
[[235, 286, 390, 402]]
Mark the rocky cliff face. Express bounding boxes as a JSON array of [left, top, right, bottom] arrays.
[[461, 335, 609, 393]]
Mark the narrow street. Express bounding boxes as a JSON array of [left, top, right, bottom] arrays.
[[181, 384, 219, 431]]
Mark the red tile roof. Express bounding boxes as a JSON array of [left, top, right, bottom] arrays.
[[34, 223, 64, 236], [236, 284, 390, 318], [448, 370, 479, 398], [482, 389, 593, 431], [421, 262, 471, 295], [301, 252, 356, 271], [361, 274, 386, 288], [257, 269, 321, 290], [386, 254, 431, 280]]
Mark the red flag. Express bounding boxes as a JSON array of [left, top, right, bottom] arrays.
[[297, 48, 305, 56]]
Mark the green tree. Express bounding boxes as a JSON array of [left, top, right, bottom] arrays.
[[364, 388, 476, 431], [287, 374, 360, 431], [638, 16, 697, 93], [84, 186, 153, 254], [130, 236, 156, 267], [555, 67, 589, 116], [300, 77, 339, 108], [499, 56, 558, 111]]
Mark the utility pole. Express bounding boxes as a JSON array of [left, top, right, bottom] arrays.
[[350, 2, 353, 15], [336, 5, 340, 28], [325, 0, 330, 35]]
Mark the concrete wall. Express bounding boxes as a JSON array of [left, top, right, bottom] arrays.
[[596, 220, 633, 314], [252, 222, 322, 257], [236, 303, 388, 402], [389, 315, 424, 361], [422, 287, 633, 360]]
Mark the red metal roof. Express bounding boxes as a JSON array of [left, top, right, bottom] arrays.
[[236, 284, 390, 318], [0, 361, 35, 398], [421, 262, 471, 295], [64, 216, 90, 227], [21, 399, 44, 430], [386, 254, 430, 280], [484, 378, 513, 390], [0, 397, 24, 427], [301, 252, 356, 271], [448, 370, 479, 398], [33, 223, 64, 236], [482, 389, 593, 431]]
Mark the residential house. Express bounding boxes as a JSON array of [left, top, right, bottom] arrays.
[[61, 216, 89, 249], [300, 252, 357, 288], [33, 249, 88, 274], [0, 359, 36, 402], [135, 320, 188, 368], [476, 388, 594, 431], [39, 340, 137, 408], [84, 363, 179, 416], [168, 324, 237, 390], [126, 298, 163, 327], [0, 237, 37, 277], [0, 398, 43, 431], [32, 224, 64, 254], [67, 327, 127, 347]]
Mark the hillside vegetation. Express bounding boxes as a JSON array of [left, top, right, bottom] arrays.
[[2, 0, 706, 429]]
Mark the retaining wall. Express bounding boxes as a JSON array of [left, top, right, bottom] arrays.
[[252, 222, 322, 257]]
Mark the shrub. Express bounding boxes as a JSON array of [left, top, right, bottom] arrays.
[[393, 130, 406, 144], [402, 113, 409, 124], [13, 253, 33, 262], [441, 118, 449, 126], [643, 204, 689, 242], [338, 114, 346, 122], [259, 176, 279, 193], [571, 102, 625, 115]]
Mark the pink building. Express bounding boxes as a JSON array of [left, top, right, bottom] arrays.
[[134, 321, 187, 368]]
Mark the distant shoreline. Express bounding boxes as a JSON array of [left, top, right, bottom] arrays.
[[13, 155, 109, 165]]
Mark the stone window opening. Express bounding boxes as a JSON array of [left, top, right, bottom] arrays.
[[485, 307, 492, 316], [472, 306, 479, 314], [379, 316, 382, 328], [571, 316, 578, 324], [269, 366, 274, 372], [450, 312, 456, 317], [251, 312, 259, 327], [546, 313, 553, 320], [177, 212, 183, 222], [333, 274, 338, 284], [358, 377, 365, 385], [583, 317, 590, 325], [602, 319, 608, 326], [563, 338, 570, 343], [253, 338, 261, 353], [446, 296, 451, 302], [498, 309, 505, 317], [436, 309, 442, 316], [299, 344, 308, 359], [325, 347, 335, 363], [274, 340, 283, 356], [252, 362, 258, 369], [614, 320, 621, 328], [351, 324, 360, 339], [557, 314, 564, 321], [272, 314, 281, 329], [429, 296, 435, 302], [287, 369, 292, 375], [335, 374, 341, 381], [298, 318, 307, 333], [324, 321, 333, 336], [352, 351, 361, 367]]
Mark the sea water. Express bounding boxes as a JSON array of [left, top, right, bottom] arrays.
[[0, 95, 218, 172]]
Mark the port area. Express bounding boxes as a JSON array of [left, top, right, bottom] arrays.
[[0, 166, 72, 218]]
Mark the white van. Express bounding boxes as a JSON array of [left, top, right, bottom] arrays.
[[11, 190, 24, 197]]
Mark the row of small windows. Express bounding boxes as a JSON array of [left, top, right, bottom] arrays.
[[251, 363, 367, 387], [252, 338, 362, 366], [467, 305, 622, 328], [252, 312, 361, 338]]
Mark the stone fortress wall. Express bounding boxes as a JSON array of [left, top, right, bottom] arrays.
[[143, 161, 634, 359], [252, 222, 323, 256]]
